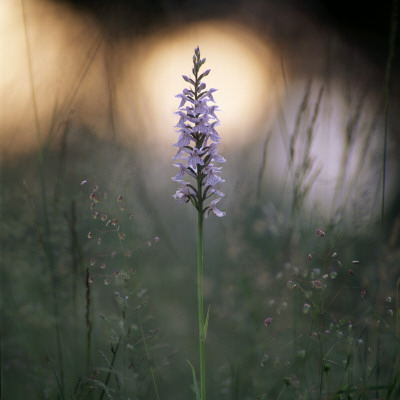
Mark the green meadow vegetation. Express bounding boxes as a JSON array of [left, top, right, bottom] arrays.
[[1, 4, 400, 400]]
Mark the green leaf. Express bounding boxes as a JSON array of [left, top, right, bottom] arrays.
[[187, 360, 201, 400], [48, 356, 66, 400], [203, 305, 210, 341]]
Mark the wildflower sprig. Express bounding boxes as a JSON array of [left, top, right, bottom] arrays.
[[81, 180, 160, 284], [172, 47, 226, 400], [172, 46, 226, 218]]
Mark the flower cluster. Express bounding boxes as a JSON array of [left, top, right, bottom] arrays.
[[172, 46, 226, 218]]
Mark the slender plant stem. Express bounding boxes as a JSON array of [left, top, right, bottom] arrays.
[[137, 310, 160, 400], [99, 335, 121, 400], [197, 208, 206, 400]]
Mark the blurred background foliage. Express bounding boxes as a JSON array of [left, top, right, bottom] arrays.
[[1, 0, 400, 399]]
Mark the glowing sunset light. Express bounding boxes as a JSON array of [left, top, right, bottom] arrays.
[[130, 20, 281, 147], [0, 0, 397, 224]]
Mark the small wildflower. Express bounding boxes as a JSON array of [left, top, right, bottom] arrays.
[[129, 212, 134, 220], [90, 258, 96, 266], [316, 229, 325, 237], [312, 279, 323, 288], [387, 309, 394, 316], [322, 274, 329, 280], [264, 317, 273, 327], [348, 323, 353, 331], [119, 232, 126, 240], [330, 271, 338, 279], [331, 252, 337, 258], [111, 218, 119, 226], [308, 252, 312, 261], [104, 279, 110, 286], [117, 195, 123, 202], [80, 179, 88, 186], [92, 211, 100, 219], [385, 296, 392, 303], [100, 263, 106, 269], [120, 204, 126, 211], [287, 280, 297, 289], [361, 288, 366, 298], [88, 231, 94, 239], [92, 185, 99, 192], [88, 276, 94, 283]]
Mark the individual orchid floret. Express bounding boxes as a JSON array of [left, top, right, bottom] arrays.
[[173, 181, 196, 204], [205, 199, 226, 218], [203, 165, 225, 187], [172, 46, 226, 218], [173, 129, 193, 147], [172, 163, 197, 182], [187, 148, 205, 170]]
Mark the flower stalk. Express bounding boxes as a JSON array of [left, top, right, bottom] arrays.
[[197, 209, 205, 400], [172, 46, 226, 400]]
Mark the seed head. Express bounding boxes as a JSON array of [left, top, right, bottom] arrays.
[[316, 229, 325, 237], [264, 317, 273, 327]]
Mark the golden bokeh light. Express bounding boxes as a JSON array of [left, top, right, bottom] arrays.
[[0, 0, 108, 152], [0, 0, 396, 223], [129, 20, 281, 148]]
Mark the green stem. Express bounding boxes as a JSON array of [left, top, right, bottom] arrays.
[[197, 208, 206, 400]]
